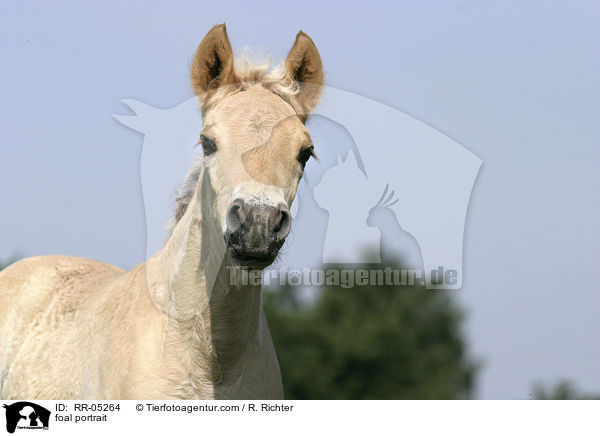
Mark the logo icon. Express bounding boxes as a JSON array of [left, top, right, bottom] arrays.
[[114, 86, 481, 289], [2, 402, 50, 434]]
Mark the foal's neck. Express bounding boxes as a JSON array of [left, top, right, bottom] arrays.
[[147, 171, 262, 391]]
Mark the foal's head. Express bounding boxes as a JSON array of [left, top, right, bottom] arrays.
[[189, 24, 323, 268]]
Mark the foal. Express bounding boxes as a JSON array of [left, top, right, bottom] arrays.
[[0, 23, 323, 399]]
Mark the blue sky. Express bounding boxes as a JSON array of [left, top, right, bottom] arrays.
[[1, 1, 599, 399]]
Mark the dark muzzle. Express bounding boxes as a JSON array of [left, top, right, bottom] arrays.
[[224, 198, 291, 268]]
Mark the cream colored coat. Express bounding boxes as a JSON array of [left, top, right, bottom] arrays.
[[0, 24, 323, 400]]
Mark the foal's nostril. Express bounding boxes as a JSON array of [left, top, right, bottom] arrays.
[[269, 204, 291, 239], [226, 198, 247, 233], [273, 213, 283, 233], [226, 200, 291, 249]]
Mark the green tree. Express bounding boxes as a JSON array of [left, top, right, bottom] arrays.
[[263, 263, 478, 399], [532, 380, 600, 400], [0, 257, 18, 273]]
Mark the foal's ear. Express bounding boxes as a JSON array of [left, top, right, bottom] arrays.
[[191, 24, 238, 100], [285, 31, 324, 120]]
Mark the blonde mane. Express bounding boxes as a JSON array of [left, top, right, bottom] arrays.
[[199, 54, 302, 115]]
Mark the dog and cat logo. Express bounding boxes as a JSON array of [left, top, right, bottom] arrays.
[[116, 89, 481, 290], [2, 402, 50, 433]]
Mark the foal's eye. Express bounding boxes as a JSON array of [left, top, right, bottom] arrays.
[[200, 134, 217, 156], [297, 145, 315, 167]]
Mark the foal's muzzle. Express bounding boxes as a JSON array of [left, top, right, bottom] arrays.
[[225, 199, 291, 268]]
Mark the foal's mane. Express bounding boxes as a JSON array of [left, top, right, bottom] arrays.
[[168, 55, 301, 235], [202, 55, 301, 113]]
